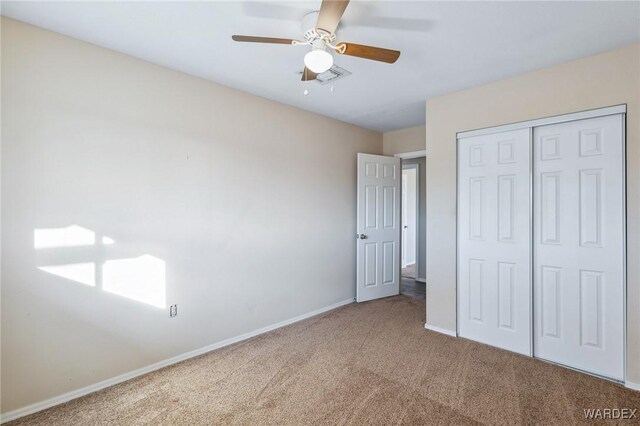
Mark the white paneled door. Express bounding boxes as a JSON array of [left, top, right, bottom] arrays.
[[356, 153, 401, 302], [533, 115, 624, 380], [458, 129, 532, 355]]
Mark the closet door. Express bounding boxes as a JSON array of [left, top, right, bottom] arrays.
[[458, 129, 532, 355], [533, 114, 624, 380]]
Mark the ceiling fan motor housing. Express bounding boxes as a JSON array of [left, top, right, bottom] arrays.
[[302, 11, 335, 44], [311, 39, 326, 50]]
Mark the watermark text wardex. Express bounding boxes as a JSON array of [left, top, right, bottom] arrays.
[[583, 408, 637, 420]]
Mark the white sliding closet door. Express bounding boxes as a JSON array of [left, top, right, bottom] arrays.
[[458, 129, 532, 355], [533, 114, 624, 380]]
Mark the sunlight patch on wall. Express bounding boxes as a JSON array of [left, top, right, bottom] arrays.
[[35, 226, 165, 308], [38, 263, 96, 287], [103, 255, 166, 308], [34, 225, 95, 249]]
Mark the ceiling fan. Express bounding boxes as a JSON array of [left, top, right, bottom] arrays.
[[232, 0, 401, 81]]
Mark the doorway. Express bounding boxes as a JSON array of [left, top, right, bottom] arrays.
[[355, 152, 426, 303], [400, 157, 426, 300], [401, 165, 418, 277]]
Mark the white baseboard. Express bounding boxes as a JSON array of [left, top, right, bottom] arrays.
[[0, 297, 355, 424], [626, 381, 640, 392], [424, 323, 457, 337], [416, 277, 426, 283]]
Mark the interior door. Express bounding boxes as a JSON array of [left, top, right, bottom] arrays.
[[458, 129, 532, 355], [357, 153, 401, 302], [533, 114, 624, 380]]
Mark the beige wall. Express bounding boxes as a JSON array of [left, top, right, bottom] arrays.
[[425, 43, 640, 384], [383, 126, 425, 156], [0, 17, 382, 414]]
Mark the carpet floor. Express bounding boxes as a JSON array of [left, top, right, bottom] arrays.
[[11, 296, 640, 425]]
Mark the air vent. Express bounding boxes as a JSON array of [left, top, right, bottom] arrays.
[[315, 65, 351, 85], [298, 65, 351, 85]]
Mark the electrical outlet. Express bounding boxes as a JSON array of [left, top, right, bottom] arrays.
[[169, 304, 178, 317]]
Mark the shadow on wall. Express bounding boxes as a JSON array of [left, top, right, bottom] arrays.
[[34, 225, 166, 308]]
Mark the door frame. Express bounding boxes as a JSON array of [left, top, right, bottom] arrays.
[[401, 163, 419, 277], [395, 150, 427, 160], [455, 104, 628, 383]]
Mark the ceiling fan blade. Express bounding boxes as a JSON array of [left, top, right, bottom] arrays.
[[301, 67, 318, 81], [316, 0, 350, 34], [231, 35, 295, 45], [335, 42, 400, 63]]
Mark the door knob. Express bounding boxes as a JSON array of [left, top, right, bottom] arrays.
[[358, 234, 368, 239]]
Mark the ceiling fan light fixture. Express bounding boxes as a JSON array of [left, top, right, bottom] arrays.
[[304, 48, 333, 74], [231, 0, 401, 83]]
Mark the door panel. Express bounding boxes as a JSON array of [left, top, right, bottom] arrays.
[[497, 261, 515, 329], [533, 114, 624, 380], [357, 153, 401, 302], [458, 129, 532, 355]]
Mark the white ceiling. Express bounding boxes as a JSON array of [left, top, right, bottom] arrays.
[[2, 1, 639, 132]]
